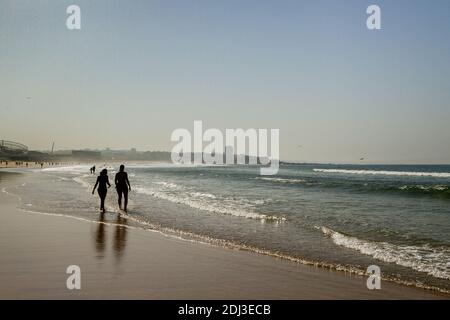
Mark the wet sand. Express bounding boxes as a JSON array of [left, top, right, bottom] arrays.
[[0, 171, 447, 299]]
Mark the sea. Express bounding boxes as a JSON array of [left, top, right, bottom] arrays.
[[4, 162, 450, 293]]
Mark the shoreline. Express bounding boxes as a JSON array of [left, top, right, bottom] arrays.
[[0, 170, 448, 299]]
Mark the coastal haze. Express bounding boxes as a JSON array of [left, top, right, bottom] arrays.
[[1, 0, 450, 163]]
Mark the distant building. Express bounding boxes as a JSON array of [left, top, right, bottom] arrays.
[[72, 150, 101, 160], [0, 140, 28, 156]]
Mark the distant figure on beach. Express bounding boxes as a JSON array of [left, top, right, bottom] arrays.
[[92, 169, 111, 213], [115, 164, 131, 212], [92, 165, 96, 174]]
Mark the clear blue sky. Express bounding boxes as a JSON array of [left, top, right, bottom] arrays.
[[1, 0, 449, 163]]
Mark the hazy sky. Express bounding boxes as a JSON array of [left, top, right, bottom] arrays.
[[1, 0, 450, 163]]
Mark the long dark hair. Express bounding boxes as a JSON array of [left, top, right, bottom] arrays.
[[100, 169, 107, 176]]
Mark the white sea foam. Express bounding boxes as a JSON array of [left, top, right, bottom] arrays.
[[126, 162, 222, 169], [134, 184, 285, 221], [189, 191, 217, 199], [67, 172, 282, 221], [3, 182, 448, 294], [41, 165, 90, 174], [255, 177, 307, 183], [154, 181, 183, 190], [399, 185, 449, 191], [313, 168, 450, 178], [319, 226, 450, 280], [73, 174, 92, 189]]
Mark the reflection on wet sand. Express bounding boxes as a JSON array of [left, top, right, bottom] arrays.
[[95, 213, 128, 261], [95, 216, 106, 256], [114, 215, 127, 258]]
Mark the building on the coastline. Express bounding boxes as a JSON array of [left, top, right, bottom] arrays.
[[71, 150, 102, 160], [0, 140, 28, 156]]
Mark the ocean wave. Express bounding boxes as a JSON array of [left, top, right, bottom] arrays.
[[257, 175, 450, 198], [319, 226, 450, 280], [73, 175, 93, 189], [136, 163, 221, 168], [41, 165, 91, 174], [154, 181, 183, 189], [189, 191, 217, 199], [68, 173, 282, 221], [366, 184, 450, 198], [255, 177, 307, 184], [134, 185, 285, 221], [394, 184, 450, 198], [3, 184, 449, 294], [399, 184, 449, 192], [313, 168, 450, 178]]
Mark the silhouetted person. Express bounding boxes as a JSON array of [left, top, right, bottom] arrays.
[[92, 165, 96, 174], [115, 164, 131, 212], [92, 169, 111, 213]]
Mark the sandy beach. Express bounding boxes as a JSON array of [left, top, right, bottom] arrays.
[[0, 170, 447, 299]]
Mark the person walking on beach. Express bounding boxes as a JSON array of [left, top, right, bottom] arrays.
[[92, 169, 111, 213], [115, 164, 131, 212]]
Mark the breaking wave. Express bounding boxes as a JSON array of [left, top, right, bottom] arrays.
[[320, 226, 450, 280], [313, 168, 450, 178], [134, 182, 285, 221], [255, 177, 307, 184]]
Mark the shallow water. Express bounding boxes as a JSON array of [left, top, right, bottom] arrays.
[[6, 163, 450, 292]]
